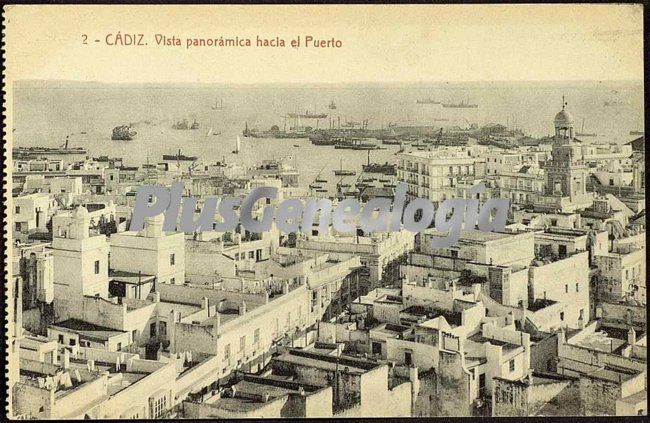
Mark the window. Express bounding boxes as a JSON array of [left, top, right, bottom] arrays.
[[58, 334, 64, 343], [69, 339, 76, 346], [116, 342, 122, 351], [94, 260, 100, 274], [239, 335, 246, 352], [404, 351, 412, 366], [565, 284, 568, 293], [560, 312, 565, 321], [150, 322, 157, 337], [372, 342, 382, 355], [254, 328, 260, 344], [249, 251, 255, 259], [15, 206, 20, 214], [576, 283, 579, 293], [159, 321, 167, 336], [579, 309, 584, 320], [170, 278, 175, 284], [151, 396, 167, 419], [509, 359, 515, 372], [170, 253, 175, 266]]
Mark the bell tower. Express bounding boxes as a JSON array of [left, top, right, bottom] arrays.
[[539, 98, 593, 211]]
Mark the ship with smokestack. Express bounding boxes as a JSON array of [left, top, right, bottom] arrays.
[[173, 117, 200, 130], [13, 136, 87, 158], [111, 125, 137, 140]]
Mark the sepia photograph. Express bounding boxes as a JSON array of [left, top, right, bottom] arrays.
[[3, 3, 647, 419]]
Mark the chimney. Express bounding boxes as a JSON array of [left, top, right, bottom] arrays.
[[62, 348, 70, 369], [239, 301, 247, 315], [201, 297, 209, 311], [282, 281, 290, 294], [627, 328, 636, 346], [577, 314, 585, 329], [472, 283, 481, 301], [153, 291, 161, 303]]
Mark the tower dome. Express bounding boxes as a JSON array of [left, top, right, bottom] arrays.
[[554, 97, 574, 141], [554, 109, 574, 128]]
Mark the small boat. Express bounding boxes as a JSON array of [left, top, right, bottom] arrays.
[[293, 144, 300, 147], [232, 135, 241, 154], [309, 183, 323, 190], [329, 101, 337, 110], [213, 131, 221, 136], [80, 131, 87, 135], [629, 130, 644, 136], [576, 118, 597, 137], [212, 98, 224, 110], [334, 158, 356, 176], [310, 166, 327, 187]]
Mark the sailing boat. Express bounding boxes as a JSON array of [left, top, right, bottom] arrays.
[[329, 100, 337, 110], [313, 166, 328, 184], [576, 118, 596, 137], [334, 158, 356, 176], [232, 135, 241, 154], [212, 98, 224, 110]]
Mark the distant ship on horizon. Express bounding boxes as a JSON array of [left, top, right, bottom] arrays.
[[416, 97, 441, 104], [442, 97, 478, 108], [286, 110, 328, 119]]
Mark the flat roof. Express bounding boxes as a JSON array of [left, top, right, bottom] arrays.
[[425, 229, 514, 243], [50, 319, 126, 342]]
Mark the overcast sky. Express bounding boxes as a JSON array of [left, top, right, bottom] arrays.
[[4, 4, 644, 84]]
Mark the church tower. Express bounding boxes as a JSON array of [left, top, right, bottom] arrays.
[[539, 98, 593, 211]]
